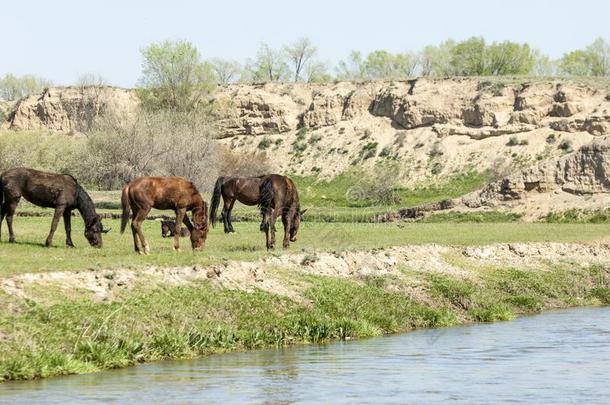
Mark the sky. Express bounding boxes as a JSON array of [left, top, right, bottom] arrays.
[[2, 0, 609, 87]]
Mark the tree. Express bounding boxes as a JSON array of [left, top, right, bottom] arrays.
[[450, 37, 487, 76], [137, 40, 216, 111], [209, 59, 242, 85], [533, 51, 554, 76], [419, 40, 456, 76], [335, 51, 366, 80], [558, 50, 596, 76], [485, 41, 535, 75], [0, 73, 52, 101], [245, 43, 289, 82], [587, 37, 610, 76], [304, 61, 332, 83], [284, 37, 317, 82]]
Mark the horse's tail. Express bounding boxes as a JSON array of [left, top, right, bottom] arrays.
[[120, 185, 131, 234], [0, 177, 4, 217], [209, 176, 223, 228], [258, 177, 274, 232]]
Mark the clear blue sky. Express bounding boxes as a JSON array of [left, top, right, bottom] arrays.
[[2, 0, 609, 87]]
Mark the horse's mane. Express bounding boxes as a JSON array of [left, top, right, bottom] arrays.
[[75, 183, 98, 225]]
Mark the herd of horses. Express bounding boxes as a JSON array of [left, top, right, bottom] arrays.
[[0, 167, 305, 254]]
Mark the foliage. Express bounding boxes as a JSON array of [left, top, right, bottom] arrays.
[[137, 40, 216, 112], [0, 73, 52, 101], [209, 59, 242, 85], [244, 43, 290, 82], [558, 38, 610, 76]]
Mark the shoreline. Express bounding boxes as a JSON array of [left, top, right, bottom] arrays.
[[1, 241, 609, 382]]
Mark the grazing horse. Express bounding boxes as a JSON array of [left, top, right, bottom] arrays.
[[120, 176, 208, 254], [210, 175, 265, 233], [258, 174, 306, 249], [0, 167, 108, 247], [160, 220, 190, 238]]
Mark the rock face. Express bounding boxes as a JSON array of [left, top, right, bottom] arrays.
[[2, 86, 138, 132], [463, 138, 610, 207]]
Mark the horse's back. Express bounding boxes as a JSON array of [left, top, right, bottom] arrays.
[[127, 176, 201, 210], [1, 167, 77, 207]]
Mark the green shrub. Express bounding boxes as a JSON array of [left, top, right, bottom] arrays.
[[258, 137, 272, 150], [558, 139, 573, 153]]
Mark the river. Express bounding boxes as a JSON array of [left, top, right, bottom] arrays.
[[2, 307, 609, 404]]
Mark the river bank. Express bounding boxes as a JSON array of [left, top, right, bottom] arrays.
[[1, 241, 609, 382]]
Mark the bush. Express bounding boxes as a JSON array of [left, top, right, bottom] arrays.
[[360, 142, 378, 160], [506, 136, 528, 146], [258, 137, 272, 150], [345, 163, 401, 206], [79, 109, 218, 190]]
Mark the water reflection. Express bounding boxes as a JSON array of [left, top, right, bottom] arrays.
[[1, 307, 610, 404]]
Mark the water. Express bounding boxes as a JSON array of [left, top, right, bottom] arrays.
[[2, 307, 610, 404]]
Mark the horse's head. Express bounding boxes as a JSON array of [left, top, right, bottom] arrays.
[[84, 215, 110, 248], [190, 204, 209, 251], [289, 208, 307, 242], [161, 220, 173, 238]]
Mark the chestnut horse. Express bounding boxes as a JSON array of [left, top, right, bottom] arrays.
[[0, 167, 108, 247], [259, 174, 306, 249], [210, 175, 265, 233], [120, 176, 208, 254]]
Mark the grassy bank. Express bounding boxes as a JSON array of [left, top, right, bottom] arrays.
[[1, 217, 609, 276], [1, 259, 608, 382]]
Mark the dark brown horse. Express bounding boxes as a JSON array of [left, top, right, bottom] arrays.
[[210, 176, 265, 233], [0, 167, 108, 247], [160, 220, 190, 238], [120, 176, 208, 254], [259, 174, 306, 249]]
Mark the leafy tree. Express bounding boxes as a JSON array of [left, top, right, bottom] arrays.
[[304, 61, 332, 83], [419, 41, 456, 76], [209, 58, 242, 85], [137, 40, 215, 111], [587, 37, 610, 76], [335, 51, 366, 80], [245, 43, 290, 82], [0, 74, 52, 101], [558, 50, 596, 76], [450, 37, 487, 76], [284, 37, 317, 82], [533, 51, 555, 76], [485, 41, 535, 75], [360, 50, 419, 80]]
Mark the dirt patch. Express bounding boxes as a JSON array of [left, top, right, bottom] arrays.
[[2, 242, 609, 304]]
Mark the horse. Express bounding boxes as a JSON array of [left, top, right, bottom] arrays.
[[160, 220, 190, 238], [210, 175, 265, 233], [258, 174, 306, 249], [120, 176, 208, 254], [0, 167, 109, 248]]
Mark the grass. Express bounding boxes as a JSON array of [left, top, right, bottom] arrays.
[[1, 259, 608, 382], [543, 208, 610, 223], [1, 217, 609, 277], [421, 211, 522, 223], [291, 170, 490, 209]]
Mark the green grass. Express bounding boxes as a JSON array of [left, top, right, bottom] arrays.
[[292, 170, 490, 209], [1, 260, 608, 382], [1, 217, 609, 277], [543, 208, 610, 224], [421, 211, 522, 223]]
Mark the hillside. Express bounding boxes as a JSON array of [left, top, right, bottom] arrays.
[[2, 78, 610, 218]]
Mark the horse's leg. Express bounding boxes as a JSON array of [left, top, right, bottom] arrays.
[[63, 209, 74, 247], [0, 202, 6, 242], [221, 198, 231, 233], [46, 205, 66, 247], [182, 214, 193, 231], [282, 210, 292, 249], [227, 199, 236, 233], [5, 199, 19, 243], [133, 208, 151, 254], [173, 208, 186, 251], [268, 207, 281, 249]]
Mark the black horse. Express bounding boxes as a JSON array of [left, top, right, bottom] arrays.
[[0, 167, 109, 247], [259, 174, 305, 249], [210, 176, 265, 233]]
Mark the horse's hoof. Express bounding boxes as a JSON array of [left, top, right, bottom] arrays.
[[66, 244, 75, 248], [173, 247, 181, 252], [9, 239, 15, 244]]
